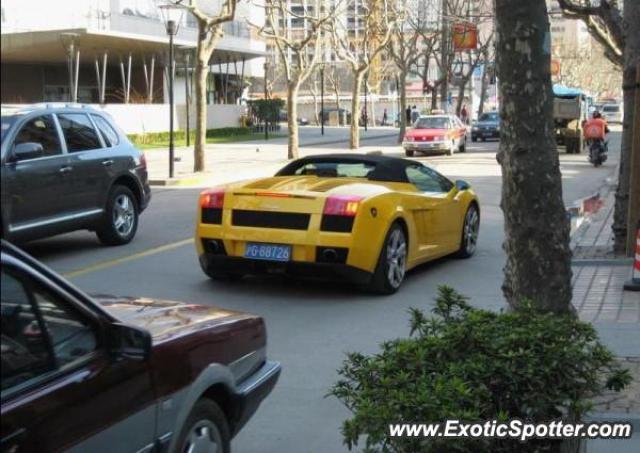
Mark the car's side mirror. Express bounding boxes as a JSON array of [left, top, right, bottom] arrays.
[[108, 323, 152, 361], [13, 142, 44, 161], [455, 180, 471, 191]]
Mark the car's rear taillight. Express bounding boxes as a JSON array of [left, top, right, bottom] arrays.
[[323, 195, 363, 217], [200, 188, 225, 209]]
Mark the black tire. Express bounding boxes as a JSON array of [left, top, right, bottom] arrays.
[[96, 185, 139, 246], [200, 256, 242, 282], [405, 149, 415, 157], [471, 136, 477, 142], [174, 399, 230, 453], [481, 137, 486, 142], [455, 204, 480, 258], [369, 224, 407, 295]]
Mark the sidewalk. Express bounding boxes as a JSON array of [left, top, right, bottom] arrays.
[[570, 182, 640, 451], [143, 126, 398, 186]]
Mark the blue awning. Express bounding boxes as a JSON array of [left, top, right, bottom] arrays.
[[553, 85, 584, 97]]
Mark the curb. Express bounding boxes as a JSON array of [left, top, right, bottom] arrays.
[[149, 174, 217, 187]]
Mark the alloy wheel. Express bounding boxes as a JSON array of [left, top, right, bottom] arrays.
[[386, 228, 407, 288], [112, 193, 135, 237], [183, 420, 222, 453], [464, 207, 479, 255]]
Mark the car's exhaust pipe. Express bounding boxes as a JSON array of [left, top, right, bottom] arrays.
[[322, 248, 338, 262]]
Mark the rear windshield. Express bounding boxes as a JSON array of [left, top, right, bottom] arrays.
[[479, 112, 499, 122], [293, 162, 375, 178], [414, 117, 449, 129], [1, 115, 17, 143], [602, 105, 619, 113]]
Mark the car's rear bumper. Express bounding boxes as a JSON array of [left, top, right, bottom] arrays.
[[232, 360, 281, 436], [199, 253, 373, 285], [471, 130, 499, 139], [403, 142, 449, 152]]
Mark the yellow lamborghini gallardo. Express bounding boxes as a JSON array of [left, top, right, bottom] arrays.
[[195, 154, 479, 294]]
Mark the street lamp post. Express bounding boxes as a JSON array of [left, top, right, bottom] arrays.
[[158, 1, 185, 179], [263, 61, 269, 141], [364, 73, 368, 132], [320, 64, 325, 135]]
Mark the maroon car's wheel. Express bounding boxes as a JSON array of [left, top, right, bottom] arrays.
[[176, 399, 230, 453]]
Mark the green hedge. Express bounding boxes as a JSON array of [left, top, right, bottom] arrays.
[[127, 127, 251, 145], [330, 286, 631, 453]]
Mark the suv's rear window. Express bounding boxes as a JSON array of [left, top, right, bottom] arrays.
[[602, 105, 620, 113]]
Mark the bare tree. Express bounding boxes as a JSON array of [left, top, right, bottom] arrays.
[[254, 0, 339, 159], [495, 0, 573, 313], [452, 30, 494, 116], [557, 0, 639, 255], [182, 0, 238, 172], [330, 0, 396, 149], [387, 1, 426, 142], [557, 0, 624, 67]]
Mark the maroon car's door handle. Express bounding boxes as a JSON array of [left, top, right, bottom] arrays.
[[59, 166, 73, 174], [101, 159, 114, 167]]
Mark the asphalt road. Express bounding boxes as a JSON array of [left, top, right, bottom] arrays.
[[24, 133, 622, 453]]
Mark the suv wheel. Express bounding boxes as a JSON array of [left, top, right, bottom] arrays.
[[96, 185, 139, 245], [176, 399, 230, 453], [405, 149, 415, 157]]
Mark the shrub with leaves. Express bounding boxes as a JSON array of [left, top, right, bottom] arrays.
[[329, 286, 630, 453]]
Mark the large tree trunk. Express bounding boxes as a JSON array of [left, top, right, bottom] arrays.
[[194, 54, 209, 173], [612, 0, 640, 255], [455, 78, 467, 116], [495, 0, 573, 313], [350, 71, 364, 149], [431, 86, 439, 110], [398, 70, 408, 143], [287, 82, 300, 159]]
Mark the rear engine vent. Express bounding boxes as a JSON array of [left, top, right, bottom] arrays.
[[202, 208, 223, 224], [320, 215, 354, 233], [232, 210, 310, 230]]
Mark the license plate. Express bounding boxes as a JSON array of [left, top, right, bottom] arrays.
[[244, 243, 291, 261]]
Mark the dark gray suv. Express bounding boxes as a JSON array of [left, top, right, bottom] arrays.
[[1, 105, 150, 245]]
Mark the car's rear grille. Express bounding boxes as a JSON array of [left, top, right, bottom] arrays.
[[320, 215, 354, 232], [232, 210, 310, 230]]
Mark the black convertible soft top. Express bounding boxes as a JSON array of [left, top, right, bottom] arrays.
[[275, 154, 418, 183]]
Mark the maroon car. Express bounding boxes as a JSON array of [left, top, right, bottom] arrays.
[[0, 240, 280, 452]]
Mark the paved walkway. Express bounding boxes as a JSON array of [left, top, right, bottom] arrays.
[[143, 126, 398, 185], [570, 181, 640, 451]]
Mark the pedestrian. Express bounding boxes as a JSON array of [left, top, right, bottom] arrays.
[[411, 105, 420, 123], [406, 106, 412, 123], [382, 108, 388, 126], [460, 103, 469, 125]]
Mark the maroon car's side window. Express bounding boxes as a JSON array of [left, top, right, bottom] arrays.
[[1, 269, 54, 392], [1, 268, 98, 394]]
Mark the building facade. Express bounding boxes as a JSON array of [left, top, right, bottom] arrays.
[[1, 0, 266, 115]]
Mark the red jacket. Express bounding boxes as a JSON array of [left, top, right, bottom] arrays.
[[583, 118, 608, 140]]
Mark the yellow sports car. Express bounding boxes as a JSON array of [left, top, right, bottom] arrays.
[[195, 154, 479, 294]]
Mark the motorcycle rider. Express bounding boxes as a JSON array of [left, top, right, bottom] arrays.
[[583, 110, 609, 164], [583, 110, 609, 147]]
